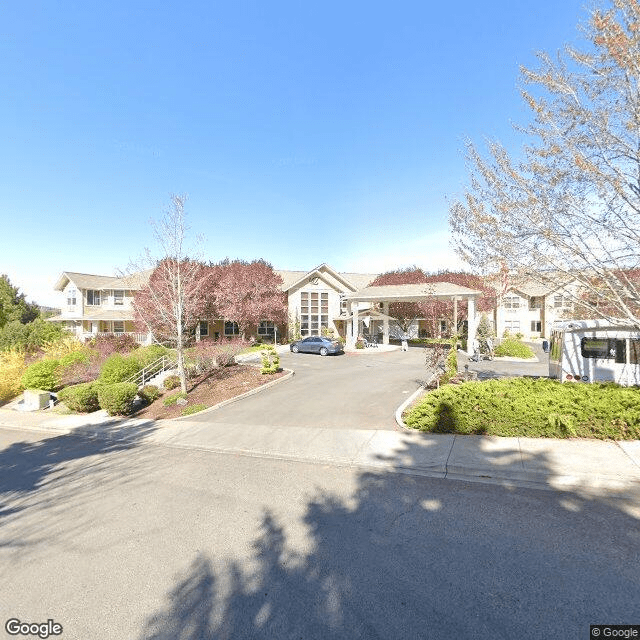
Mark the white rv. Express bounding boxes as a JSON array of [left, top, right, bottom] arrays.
[[549, 320, 640, 386]]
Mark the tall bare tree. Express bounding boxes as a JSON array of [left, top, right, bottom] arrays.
[[131, 195, 210, 393], [450, 0, 640, 327]]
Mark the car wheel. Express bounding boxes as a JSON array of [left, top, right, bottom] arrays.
[[319, 347, 328, 356], [292, 345, 299, 353]]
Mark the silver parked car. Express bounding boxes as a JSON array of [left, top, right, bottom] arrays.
[[290, 336, 343, 356]]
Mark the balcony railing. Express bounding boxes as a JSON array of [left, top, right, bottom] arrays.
[[81, 332, 151, 345]]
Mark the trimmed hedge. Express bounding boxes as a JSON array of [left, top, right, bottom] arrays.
[[98, 353, 142, 384], [163, 375, 180, 390], [21, 359, 60, 391], [404, 377, 640, 440], [138, 384, 162, 404], [494, 338, 535, 359], [133, 344, 170, 368], [97, 382, 138, 416], [58, 382, 100, 413]]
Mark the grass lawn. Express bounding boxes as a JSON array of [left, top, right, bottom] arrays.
[[404, 377, 640, 440]]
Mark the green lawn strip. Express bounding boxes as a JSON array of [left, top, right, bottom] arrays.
[[239, 344, 278, 354], [404, 378, 640, 440]]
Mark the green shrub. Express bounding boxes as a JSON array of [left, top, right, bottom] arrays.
[[58, 382, 100, 412], [181, 403, 207, 416], [164, 375, 180, 390], [133, 344, 170, 368], [98, 353, 142, 384], [138, 384, 161, 404], [355, 339, 365, 349], [438, 347, 458, 384], [21, 359, 60, 391], [163, 391, 187, 406], [494, 338, 535, 359], [404, 377, 640, 440], [97, 382, 138, 416], [260, 345, 280, 374], [0, 318, 65, 353], [59, 349, 90, 369]]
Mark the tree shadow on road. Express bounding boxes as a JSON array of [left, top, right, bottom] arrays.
[[137, 434, 640, 640], [0, 420, 158, 553]]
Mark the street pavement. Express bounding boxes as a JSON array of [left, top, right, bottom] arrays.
[[0, 427, 638, 640]]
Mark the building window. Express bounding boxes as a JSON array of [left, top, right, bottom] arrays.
[[530, 321, 542, 332], [339, 295, 347, 314], [440, 320, 448, 334], [86, 290, 101, 306], [504, 320, 520, 333], [554, 294, 572, 308], [630, 339, 640, 365], [300, 291, 328, 336], [113, 321, 125, 334], [67, 288, 77, 306], [503, 295, 520, 309], [529, 297, 542, 309], [224, 321, 239, 336], [113, 290, 124, 306], [258, 321, 275, 336], [199, 321, 209, 337]]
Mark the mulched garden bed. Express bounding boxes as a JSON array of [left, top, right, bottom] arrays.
[[132, 364, 288, 420]]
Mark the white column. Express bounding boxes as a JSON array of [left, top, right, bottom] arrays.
[[346, 301, 355, 350], [382, 301, 389, 345], [466, 297, 477, 355]]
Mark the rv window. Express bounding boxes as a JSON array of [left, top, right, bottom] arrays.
[[581, 338, 626, 362], [581, 338, 613, 359]]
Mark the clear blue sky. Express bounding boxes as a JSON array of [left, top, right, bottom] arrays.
[[1, 0, 590, 306]]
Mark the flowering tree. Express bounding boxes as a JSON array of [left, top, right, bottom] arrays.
[[369, 268, 433, 334], [450, 0, 640, 328], [208, 259, 287, 340], [370, 268, 495, 336], [131, 195, 210, 393]]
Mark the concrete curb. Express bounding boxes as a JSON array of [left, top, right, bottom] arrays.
[[168, 367, 295, 421]]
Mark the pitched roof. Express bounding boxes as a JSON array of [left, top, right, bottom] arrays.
[[276, 264, 377, 292], [54, 270, 152, 292], [345, 282, 482, 301]]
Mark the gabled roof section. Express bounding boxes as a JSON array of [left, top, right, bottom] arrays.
[[54, 270, 151, 292], [345, 282, 482, 302], [278, 263, 377, 292]]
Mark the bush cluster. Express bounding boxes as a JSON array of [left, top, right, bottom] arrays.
[[404, 377, 640, 440], [0, 349, 26, 404], [58, 382, 100, 413], [163, 391, 187, 406], [164, 375, 181, 390], [98, 353, 142, 384], [97, 383, 139, 416], [494, 338, 535, 359], [0, 318, 65, 353], [21, 359, 61, 391], [260, 345, 280, 374], [138, 384, 162, 404]]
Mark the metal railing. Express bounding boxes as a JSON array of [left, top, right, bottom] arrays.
[[125, 355, 177, 387]]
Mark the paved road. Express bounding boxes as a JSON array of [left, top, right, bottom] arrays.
[[189, 348, 430, 430], [1, 426, 637, 640]]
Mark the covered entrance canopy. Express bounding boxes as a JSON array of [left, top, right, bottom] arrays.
[[343, 282, 482, 354]]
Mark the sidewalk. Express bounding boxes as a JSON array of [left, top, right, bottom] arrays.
[[1, 405, 639, 497]]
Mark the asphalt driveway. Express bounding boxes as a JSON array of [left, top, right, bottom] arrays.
[[187, 348, 430, 430]]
